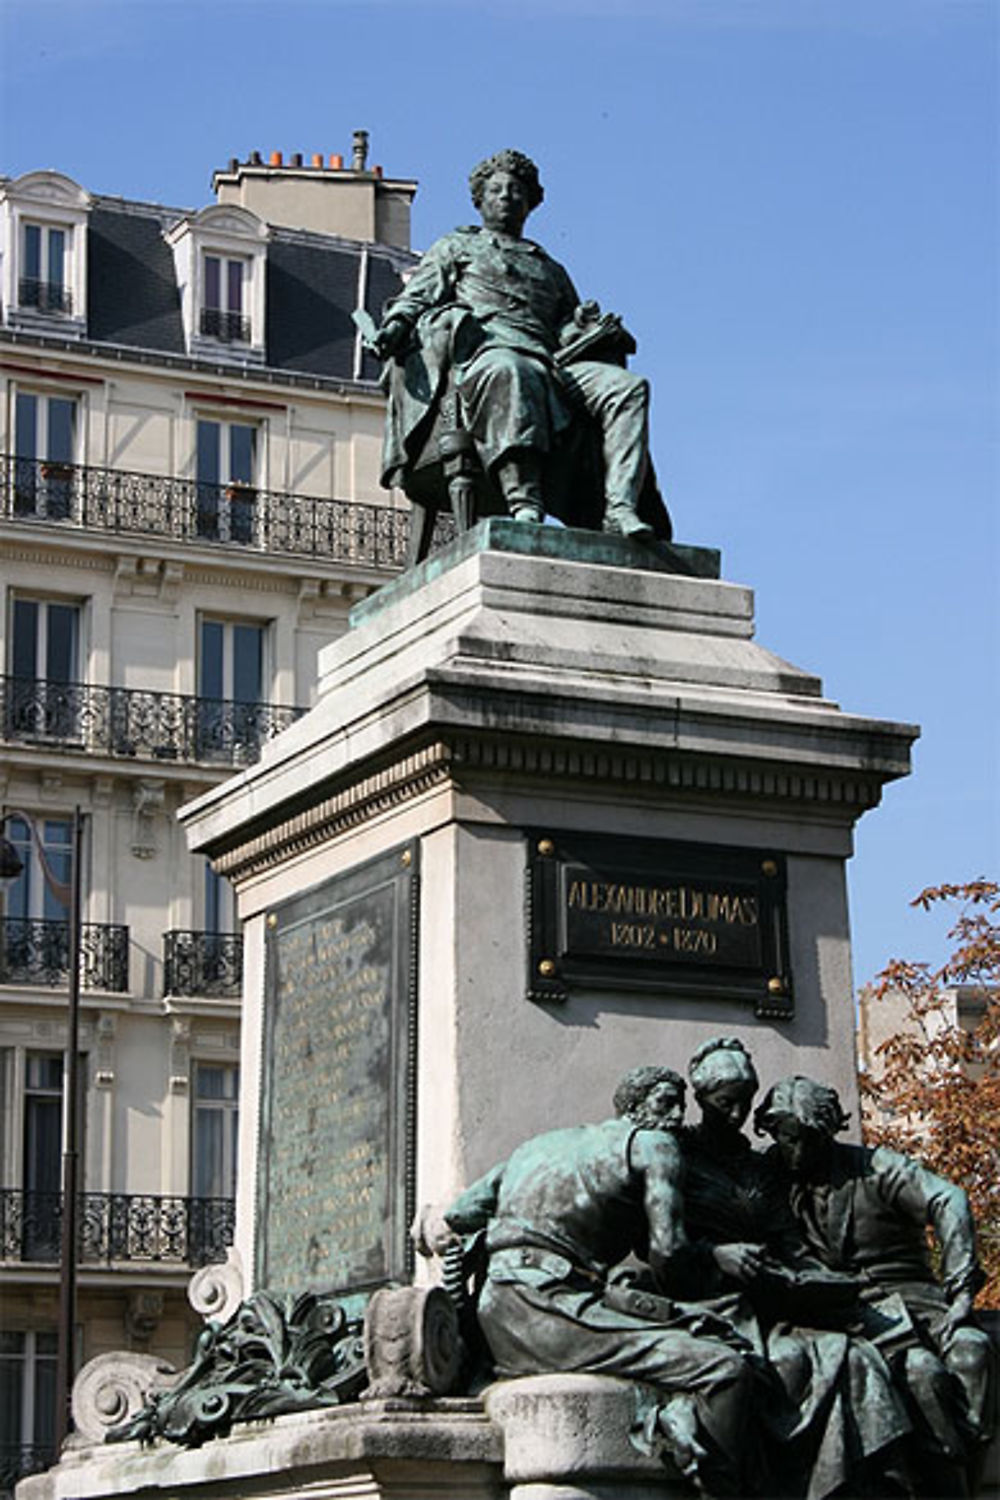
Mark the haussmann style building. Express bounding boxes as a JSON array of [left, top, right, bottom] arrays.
[[0, 132, 420, 1494]]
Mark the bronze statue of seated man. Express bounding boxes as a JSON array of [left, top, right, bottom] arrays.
[[369, 149, 673, 562]]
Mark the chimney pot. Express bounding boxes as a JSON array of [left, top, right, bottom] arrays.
[[352, 129, 369, 172], [228, 157, 239, 173], [329, 153, 343, 170], [292, 151, 303, 168], [270, 151, 283, 167], [373, 164, 383, 179], [249, 150, 263, 165]]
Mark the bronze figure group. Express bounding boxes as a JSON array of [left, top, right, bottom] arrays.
[[416, 1039, 996, 1499]]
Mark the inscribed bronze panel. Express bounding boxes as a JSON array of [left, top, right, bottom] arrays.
[[527, 831, 791, 1018], [257, 843, 418, 1297]]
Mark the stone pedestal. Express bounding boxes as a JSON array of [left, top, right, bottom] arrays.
[[16, 1398, 502, 1500], [179, 520, 916, 1290], [485, 1376, 675, 1499]]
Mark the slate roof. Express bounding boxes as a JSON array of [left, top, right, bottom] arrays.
[[77, 194, 414, 383], [88, 205, 187, 353]]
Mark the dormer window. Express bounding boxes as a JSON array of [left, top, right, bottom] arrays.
[[21, 223, 71, 314], [201, 254, 250, 343], [166, 204, 268, 365], [0, 171, 90, 337]]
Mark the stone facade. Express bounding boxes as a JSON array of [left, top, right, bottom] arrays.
[[0, 142, 415, 1491]]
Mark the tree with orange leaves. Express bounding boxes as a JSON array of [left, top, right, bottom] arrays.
[[859, 879, 1000, 1307]]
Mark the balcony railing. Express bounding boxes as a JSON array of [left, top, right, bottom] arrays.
[[199, 307, 251, 343], [3, 453, 420, 566], [0, 1189, 234, 1266], [0, 917, 129, 992], [18, 277, 73, 315], [164, 930, 243, 999], [1, 676, 305, 768], [1, 1444, 56, 1499]]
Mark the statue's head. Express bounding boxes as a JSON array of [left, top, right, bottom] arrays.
[[613, 1065, 686, 1132], [469, 150, 543, 235], [753, 1075, 849, 1178], [688, 1036, 758, 1133]]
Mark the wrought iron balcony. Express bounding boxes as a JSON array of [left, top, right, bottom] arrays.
[[1, 1444, 56, 1499], [0, 917, 129, 992], [0, 1188, 234, 1267], [199, 306, 251, 343], [2, 453, 418, 566], [164, 930, 243, 999], [18, 277, 73, 315], [1, 676, 305, 768]]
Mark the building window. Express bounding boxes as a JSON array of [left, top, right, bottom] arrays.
[[200, 255, 249, 343], [200, 617, 264, 703], [1, 171, 90, 338], [197, 617, 266, 762], [8, 598, 81, 739], [195, 419, 257, 544], [191, 1062, 238, 1201], [5, 822, 71, 926], [0, 1330, 59, 1487], [13, 392, 78, 520], [0, 825, 73, 994], [205, 863, 236, 937], [21, 1053, 64, 1262], [19, 223, 71, 314]]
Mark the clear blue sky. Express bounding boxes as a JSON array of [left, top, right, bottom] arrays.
[[2, 0, 996, 990]]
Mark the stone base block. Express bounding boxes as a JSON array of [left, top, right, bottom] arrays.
[[485, 1375, 683, 1500], [15, 1398, 502, 1500]]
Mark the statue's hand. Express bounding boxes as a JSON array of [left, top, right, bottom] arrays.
[[712, 1242, 766, 1284], [372, 316, 412, 360], [410, 1203, 460, 1258]]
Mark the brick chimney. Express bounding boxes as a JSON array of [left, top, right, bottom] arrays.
[[211, 132, 416, 249]]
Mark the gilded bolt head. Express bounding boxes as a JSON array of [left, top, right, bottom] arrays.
[[266, 913, 278, 929], [538, 959, 556, 978], [400, 849, 412, 867], [767, 976, 785, 995], [537, 838, 555, 857], [761, 859, 778, 877]]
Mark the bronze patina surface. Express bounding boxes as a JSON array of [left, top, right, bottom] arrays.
[[257, 843, 419, 1298], [527, 831, 792, 1016]]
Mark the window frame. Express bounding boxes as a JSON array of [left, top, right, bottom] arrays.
[[0, 171, 90, 336], [190, 1059, 239, 1202], [194, 415, 260, 544], [165, 204, 269, 361], [12, 388, 80, 521]]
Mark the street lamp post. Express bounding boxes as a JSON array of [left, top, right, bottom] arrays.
[[55, 806, 85, 1451]]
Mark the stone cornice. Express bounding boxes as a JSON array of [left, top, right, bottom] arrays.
[[208, 728, 888, 885], [212, 740, 453, 880], [0, 540, 116, 572]]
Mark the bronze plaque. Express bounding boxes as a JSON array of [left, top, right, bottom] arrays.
[[527, 831, 792, 1018], [256, 843, 418, 1297]]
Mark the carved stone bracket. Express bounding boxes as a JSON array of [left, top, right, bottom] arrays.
[[125, 1290, 164, 1343], [71, 1352, 178, 1446], [187, 1245, 244, 1325], [362, 1285, 462, 1399], [131, 779, 166, 860]]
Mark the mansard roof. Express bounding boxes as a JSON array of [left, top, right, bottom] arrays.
[[29, 190, 415, 384]]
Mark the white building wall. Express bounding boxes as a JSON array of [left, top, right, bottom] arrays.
[[0, 203, 404, 1403]]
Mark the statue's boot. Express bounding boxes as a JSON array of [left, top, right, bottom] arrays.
[[495, 451, 544, 524], [603, 500, 653, 541]]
